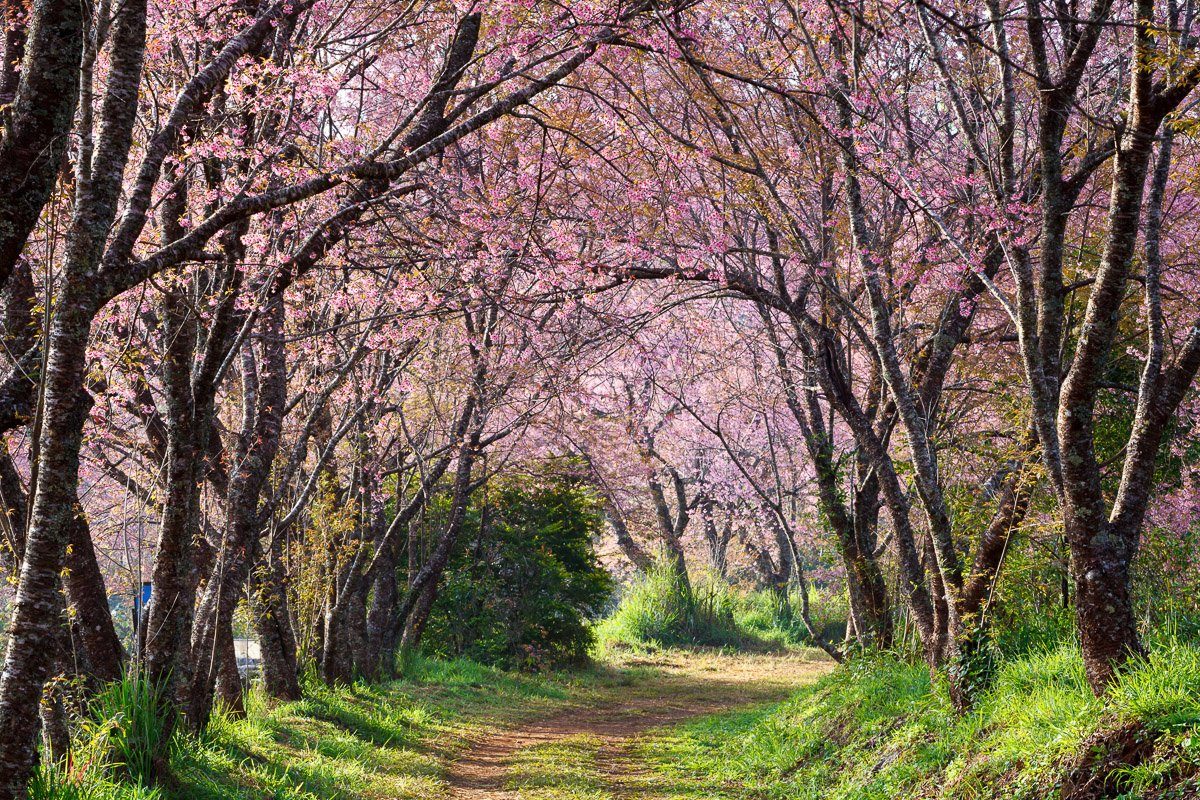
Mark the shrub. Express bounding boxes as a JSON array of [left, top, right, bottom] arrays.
[[734, 586, 847, 648], [421, 472, 613, 670], [85, 675, 172, 785]]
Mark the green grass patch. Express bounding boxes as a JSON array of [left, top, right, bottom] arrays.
[[634, 642, 1200, 799], [596, 565, 745, 649], [595, 564, 842, 652], [32, 655, 603, 800]]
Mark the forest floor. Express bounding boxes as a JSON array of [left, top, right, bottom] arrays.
[[445, 648, 831, 799]]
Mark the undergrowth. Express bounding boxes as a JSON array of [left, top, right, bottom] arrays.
[[595, 564, 841, 651]]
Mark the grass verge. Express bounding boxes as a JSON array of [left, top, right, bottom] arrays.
[[632, 641, 1200, 799], [33, 656, 610, 800]]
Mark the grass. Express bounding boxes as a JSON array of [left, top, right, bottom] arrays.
[[595, 565, 746, 649], [731, 585, 846, 648], [33, 656, 610, 800], [32, 648, 824, 800], [595, 564, 843, 652], [627, 641, 1200, 800], [39, 611, 1198, 800]]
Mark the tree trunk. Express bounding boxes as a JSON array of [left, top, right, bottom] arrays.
[[648, 472, 692, 598], [700, 499, 731, 579], [251, 529, 301, 701], [818, 462, 891, 650], [144, 290, 209, 712], [345, 579, 369, 675], [401, 578, 439, 654], [187, 295, 286, 729], [320, 588, 355, 684], [764, 306, 894, 652], [364, 546, 398, 679], [0, 0, 85, 286], [38, 593, 75, 768], [0, 0, 147, 788], [0, 310, 97, 798], [64, 508, 124, 684], [1069, 521, 1143, 689], [213, 620, 245, 719]]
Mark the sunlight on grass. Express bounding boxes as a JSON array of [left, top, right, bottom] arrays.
[[629, 643, 1200, 800], [166, 658, 596, 800], [52, 644, 1196, 800], [507, 735, 613, 800], [33, 655, 597, 800]]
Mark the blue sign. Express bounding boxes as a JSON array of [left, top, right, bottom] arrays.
[[137, 581, 152, 612]]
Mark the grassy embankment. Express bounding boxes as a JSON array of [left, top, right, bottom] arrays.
[[505, 568, 1200, 798], [34, 657, 603, 800], [508, 642, 1200, 799]]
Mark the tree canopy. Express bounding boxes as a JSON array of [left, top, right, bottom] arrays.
[[2, 0, 1200, 795]]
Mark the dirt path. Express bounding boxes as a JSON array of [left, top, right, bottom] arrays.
[[445, 651, 830, 799]]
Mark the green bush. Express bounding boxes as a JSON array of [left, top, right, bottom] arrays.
[[598, 565, 850, 651], [734, 586, 847, 648], [421, 473, 613, 670], [87, 676, 172, 785]]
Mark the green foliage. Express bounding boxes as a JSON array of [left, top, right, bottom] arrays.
[[31, 676, 171, 799], [421, 473, 613, 670], [29, 770, 163, 800], [88, 676, 171, 785], [734, 586, 847, 648], [946, 622, 999, 710], [1137, 524, 1200, 642], [598, 565, 843, 652], [290, 476, 358, 667], [1109, 641, 1200, 732], [595, 563, 747, 649]]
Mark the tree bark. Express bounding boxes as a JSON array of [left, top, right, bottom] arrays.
[[0, 0, 85, 287], [400, 577, 439, 654], [0, 0, 146, 786], [647, 469, 692, 597], [250, 528, 301, 700], [213, 620, 245, 718], [364, 540, 399, 679], [64, 508, 124, 684], [187, 294, 286, 729], [0, 313, 96, 797], [699, 498, 732, 579]]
